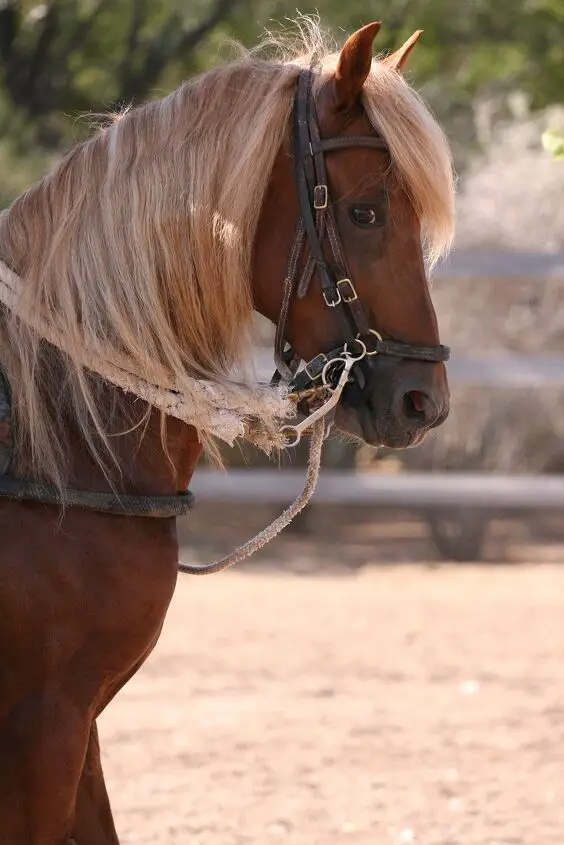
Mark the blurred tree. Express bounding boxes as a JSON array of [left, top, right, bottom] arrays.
[[2, 0, 564, 205], [4, 0, 564, 139], [0, 0, 245, 145], [309, 0, 564, 110]]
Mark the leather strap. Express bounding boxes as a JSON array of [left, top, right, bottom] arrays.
[[371, 338, 451, 362], [290, 336, 451, 393], [0, 476, 195, 517], [310, 136, 389, 153]]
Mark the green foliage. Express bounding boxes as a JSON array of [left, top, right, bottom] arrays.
[[542, 128, 564, 159], [2, 0, 564, 205], [0, 88, 56, 207], [0, 136, 55, 209]]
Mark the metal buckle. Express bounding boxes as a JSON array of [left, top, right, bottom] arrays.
[[304, 353, 328, 381], [323, 288, 342, 307], [313, 184, 328, 210], [336, 278, 358, 303]]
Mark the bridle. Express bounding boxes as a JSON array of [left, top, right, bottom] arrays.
[[272, 68, 450, 445]]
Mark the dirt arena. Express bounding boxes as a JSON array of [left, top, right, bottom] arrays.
[[99, 544, 564, 845]]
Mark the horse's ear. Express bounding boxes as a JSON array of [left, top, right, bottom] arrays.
[[333, 22, 381, 112], [381, 30, 423, 74]]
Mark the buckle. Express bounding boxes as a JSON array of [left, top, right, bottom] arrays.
[[304, 353, 329, 381], [323, 288, 342, 307], [336, 278, 358, 303], [313, 184, 328, 210]]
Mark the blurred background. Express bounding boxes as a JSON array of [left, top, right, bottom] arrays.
[[2, 0, 564, 566]]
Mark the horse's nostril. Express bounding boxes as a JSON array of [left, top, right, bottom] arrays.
[[407, 389, 428, 414], [401, 388, 437, 426]]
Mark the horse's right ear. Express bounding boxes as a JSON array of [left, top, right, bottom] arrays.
[[333, 22, 381, 113], [381, 30, 423, 74]]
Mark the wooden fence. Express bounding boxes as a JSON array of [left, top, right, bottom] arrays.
[[191, 469, 564, 510]]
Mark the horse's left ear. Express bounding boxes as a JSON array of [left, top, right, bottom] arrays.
[[333, 22, 381, 112], [381, 30, 423, 74]]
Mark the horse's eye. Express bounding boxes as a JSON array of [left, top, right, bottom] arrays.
[[350, 205, 383, 228]]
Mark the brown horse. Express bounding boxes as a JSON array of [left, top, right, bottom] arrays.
[[0, 19, 454, 843]]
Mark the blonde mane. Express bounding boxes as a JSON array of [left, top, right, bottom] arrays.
[[0, 19, 454, 488]]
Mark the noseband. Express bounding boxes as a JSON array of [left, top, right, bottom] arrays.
[[273, 69, 450, 401]]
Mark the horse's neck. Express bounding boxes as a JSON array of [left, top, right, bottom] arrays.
[[0, 210, 204, 496], [61, 384, 203, 496]]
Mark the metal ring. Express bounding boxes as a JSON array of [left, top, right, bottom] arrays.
[[365, 329, 383, 356], [321, 356, 347, 387], [343, 337, 367, 361], [280, 426, 301, 447]]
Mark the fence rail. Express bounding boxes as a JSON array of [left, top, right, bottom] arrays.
[[191, 470, 564, 509], [434, 249, 564, 278]]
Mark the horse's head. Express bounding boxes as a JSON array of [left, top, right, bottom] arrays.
[[254, 23, 454, 449]]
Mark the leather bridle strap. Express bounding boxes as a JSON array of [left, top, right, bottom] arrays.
[[275, 69, 382, 380], [290, 334, 451, 393], [293, 72, 349, 312], [311, 137, 389, 153]]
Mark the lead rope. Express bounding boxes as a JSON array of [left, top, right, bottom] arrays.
[[178, 417, 325, 575]]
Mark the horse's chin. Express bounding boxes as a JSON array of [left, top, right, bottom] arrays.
[[333, 404, 427, 450]]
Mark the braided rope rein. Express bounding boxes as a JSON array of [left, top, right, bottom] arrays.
[[179, 418, 325, 575], [0, 261, 293, 451]]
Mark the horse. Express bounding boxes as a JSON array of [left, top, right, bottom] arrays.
[[0, 19, 454, 843]]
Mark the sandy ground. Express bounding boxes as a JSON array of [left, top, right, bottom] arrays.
[[98, 560, 564, 845]]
